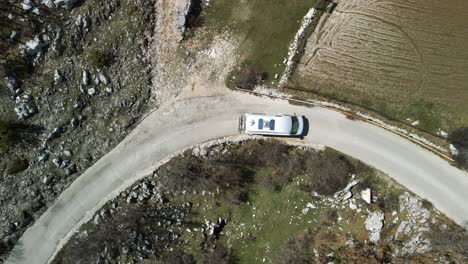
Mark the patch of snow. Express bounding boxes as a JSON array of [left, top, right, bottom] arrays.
[[411, 120, 420, 126]]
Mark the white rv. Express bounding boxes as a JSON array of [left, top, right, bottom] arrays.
[[238, 113, 305, 136]]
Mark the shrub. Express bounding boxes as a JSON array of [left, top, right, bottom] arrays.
[[0, 120, 16, 151], [301, 151, 352, 195], [202, 243, 238, 264], [449, 127, 468, 169], [1, 57, 33, 79], [157, 155, 254, 193], [164, 250, 196, 264], [232, 66, 267, 90], [7, 158, 29, 174], [185, 0, 204, 29], [421, 199, 433, 210], [377, 191, 400, 213], [88, 49, 112, 68], [320, 208, 338, 226]]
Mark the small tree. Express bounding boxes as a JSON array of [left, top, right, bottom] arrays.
[[88, 50, 112, 68], [449, 127, 468, 168], [232, 67, 267, 90], [0, 120, 17, 151]]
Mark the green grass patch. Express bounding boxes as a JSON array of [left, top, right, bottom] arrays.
[[178, 175, 320, 263], [201, 0, 316, 87]]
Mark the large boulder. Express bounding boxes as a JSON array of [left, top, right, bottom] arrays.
[[365, 211, 384, 243]]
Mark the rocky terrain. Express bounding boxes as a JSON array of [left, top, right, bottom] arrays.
[[54, 140, 468, 263], [0, 0, 156, 258]]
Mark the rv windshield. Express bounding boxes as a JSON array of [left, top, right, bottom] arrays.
[[291, 116, 299, 134]]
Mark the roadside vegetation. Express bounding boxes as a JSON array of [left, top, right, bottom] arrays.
[[449, 127, 468, 169], [54, 140, 467, 263]]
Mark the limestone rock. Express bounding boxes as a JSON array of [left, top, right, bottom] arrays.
[[361, 188, 371, 204], [365, 211, 384, 243]]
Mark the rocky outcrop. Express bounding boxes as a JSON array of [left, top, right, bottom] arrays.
[[365, 211, 385, 243]]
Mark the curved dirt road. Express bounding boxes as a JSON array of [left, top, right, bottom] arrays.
[[7, 92, 468, 264]]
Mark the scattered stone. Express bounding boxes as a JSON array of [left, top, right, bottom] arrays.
[[5, 75, 20, 94], [343, 191, 352, 201], [438, 130, 448, 138], [63, 149, 73, 157], [54, 69, 64, 83], [450, 144, 459, 156], [93, 214, 101, 225], [70, 118, 80, 129], [37, 153, 49, 162], [22, 0, 34, 10], [104, 87, 113, 94], [9, 31, 18, 42], [192, 147, 200, 156], [82, 70, 90, 85], [42, 176, 51, 184], [99, 73, 110, 85], [301, 202, 315, 214], [87, 87, 96, 96], [52, 158, 62, 167], [60, 159, 70, 168]]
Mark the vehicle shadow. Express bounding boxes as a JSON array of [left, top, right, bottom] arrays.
[[301, 116, 310, 138]]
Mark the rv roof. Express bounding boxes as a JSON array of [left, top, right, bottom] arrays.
[[244, 113, 293, 134]]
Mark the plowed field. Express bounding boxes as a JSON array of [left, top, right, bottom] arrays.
[[291, 0, 468, 132]]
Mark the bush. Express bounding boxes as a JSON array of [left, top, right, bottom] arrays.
[[232, 66, 267, 90], [202, 244, 238, 264], [377, 191, 400, 213], [185, 0, 204, 29], [0, 121, 43, 152], [7, 158, 29, 174], [301, 151, 352, 195], [449, 127, 468, 168], [157, 155, 254, 193], [421, 199, 433, 210], [320, 208, 338, 226], [164, 250, 196, 264], [1, 57, 33, 79], [88, 49, 112, 68], [0, 120, 17, 151]]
